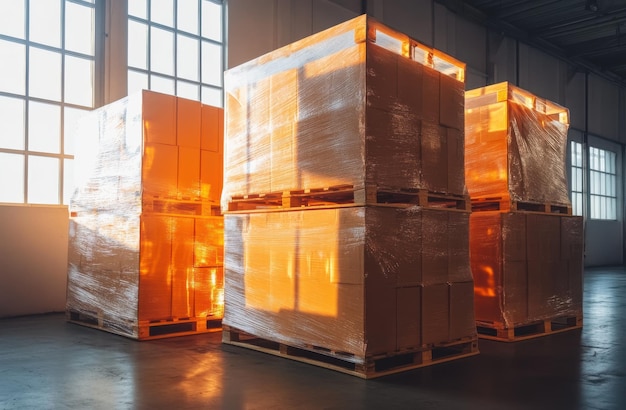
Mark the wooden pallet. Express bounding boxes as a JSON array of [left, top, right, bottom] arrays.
[[226, 185, 470, 212], [67, 310, 223, 340], [222, 326, 479, 379], [476, 315, 582, 342], [142, 196, 222, 216], [471, 196, 571, 214]]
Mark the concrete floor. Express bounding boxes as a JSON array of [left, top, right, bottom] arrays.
[[1, 267, 625, 410]]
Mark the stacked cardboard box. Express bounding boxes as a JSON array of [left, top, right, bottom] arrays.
[[66, 90, 225, 339], [222, 15, 477, 376], [465, 83, 583, 338]]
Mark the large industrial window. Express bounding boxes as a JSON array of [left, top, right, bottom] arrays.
[[127, 0, 224, 106], [570, 141, 584, 216], [0, 0, 96, 205], [589, 146, 617, 220]]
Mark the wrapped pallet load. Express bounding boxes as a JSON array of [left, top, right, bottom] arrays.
[[465, 82, 583, 341], [66, 90, 225, 340], [221, 14, 478, 378]]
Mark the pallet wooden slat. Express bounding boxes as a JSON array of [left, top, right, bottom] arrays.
[[476, 315, 582, 342], [471, 196, 572, 215], [222, 326, 479, 379], [67, 310, 223, 340], [142, 196, 222, 216], [227, 185, 470, 212]]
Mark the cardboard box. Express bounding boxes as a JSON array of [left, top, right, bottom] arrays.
[[177, 97, 201, 148], [178, 146, 201, 199], [142, 142, 178, 197], [396, 286, 421, 350], [139, 214, 174, 321], [440, 72, 464, 130], [422, 283, 449, 345], [143, 90, 176, 146], [449, 281, 477, 341]]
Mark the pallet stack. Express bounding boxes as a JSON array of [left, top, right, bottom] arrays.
[[66, 90, 225, 340], [221, 15, 478, 378], [465, 82, 584, 341]]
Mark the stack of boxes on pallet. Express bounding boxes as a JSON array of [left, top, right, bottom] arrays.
[[66, 90, 225, 340], [465, 82, 584, 341], [221, 15, 478, 378]]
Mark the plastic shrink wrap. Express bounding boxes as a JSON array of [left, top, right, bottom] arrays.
[[222, 14, 467, 212], [66, 90, 225, 339], [224, 206, 475, 361], [465, 82, 570, 205], [470, 211, 583, 328]]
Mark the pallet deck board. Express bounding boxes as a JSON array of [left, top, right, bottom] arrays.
[[227, 185, 470, 212], [470, 196, 572, 214], [222, 326, 479, 379], [476, 315, 582, 342], [67, 310, 222, 340]]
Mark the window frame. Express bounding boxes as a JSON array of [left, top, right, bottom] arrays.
[[0, 0, 100, 205]]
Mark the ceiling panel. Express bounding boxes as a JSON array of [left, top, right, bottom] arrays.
[[454, 0, 626, 83]]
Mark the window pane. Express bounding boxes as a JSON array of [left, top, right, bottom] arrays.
[[0, 153, 25, 203], [128, 70, 149, 95], [0, 40, 26, 94], [202, 41, 222, 86], [128, 20, 148, 69], [574, 193, 583, 216], [600, 174, 607, 195], [609, 152, 616, 173], [0, 96, 25, 150], [128, 0, 147, 18], [151, 27, 174, 75], [202, 1, 222, 41], [0, 0, 25, 38], [590, 171, 599, 195], [589, 147, 595, 170], [610, 175, 616, 196], [64, 107, 88, 155], [151, 74, 175, 95], [65, 55, 94, 106], [202, 86, 222, 107], [575, 168, 582, 192], [64, 158, 74, 205], [177, 34, 199, 81], [30, 0, 61, 48], [28, 101, 61, 154], [178, 0, 199, 34], [28, 155, 60, 204], [29, 47, 62, 101], [610, 199, 617, 219], [177, 80, 199, 100], [151, 0, 174, 27], [65, 2, 95, 55]]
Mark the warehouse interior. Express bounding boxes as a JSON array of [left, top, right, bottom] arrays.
[[1, 0, 626, 408]]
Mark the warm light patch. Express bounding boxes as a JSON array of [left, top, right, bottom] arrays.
[[474, 264, 496, 297]]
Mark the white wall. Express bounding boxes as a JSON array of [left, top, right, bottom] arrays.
[[0, 205, 69, 318]]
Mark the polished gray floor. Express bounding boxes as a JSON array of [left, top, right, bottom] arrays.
[[1, 267, 625, 409]]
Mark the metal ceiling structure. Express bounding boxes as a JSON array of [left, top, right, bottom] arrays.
[[443, 0, 626, 85]]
